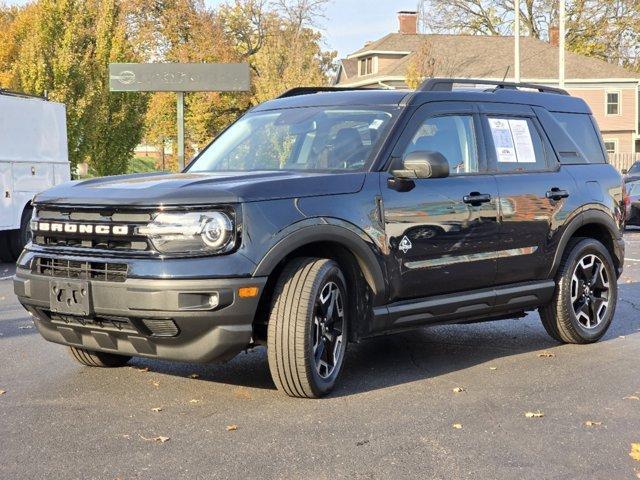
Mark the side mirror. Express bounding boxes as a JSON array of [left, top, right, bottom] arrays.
[[394, 151, 450, 179]]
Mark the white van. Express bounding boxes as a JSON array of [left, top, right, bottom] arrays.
[[0, 90, 70, 262]]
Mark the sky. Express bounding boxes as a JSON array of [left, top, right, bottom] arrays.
[[3, 0, 419, 58]]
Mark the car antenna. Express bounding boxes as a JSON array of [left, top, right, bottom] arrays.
[[502, 65, 510, 82]]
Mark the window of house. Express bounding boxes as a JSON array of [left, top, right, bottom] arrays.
[[403, 115, 479, 174], [359, 57, 373, 76], [604, 140, 617, 156], [606, 91, 620, 115]]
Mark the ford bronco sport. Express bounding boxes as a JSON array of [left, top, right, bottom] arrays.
[[13, 78, 625, 398]]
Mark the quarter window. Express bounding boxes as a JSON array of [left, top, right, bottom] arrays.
[[552, 112, 606, 163], [606, 91, 620, 115], [404, 115, 479, 174]]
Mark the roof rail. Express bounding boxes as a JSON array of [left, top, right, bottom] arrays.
[[417, 78, 569, 96], [0, 88, 47, 100], [278, 86, 366, 98]]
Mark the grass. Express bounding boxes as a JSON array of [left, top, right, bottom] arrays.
[[127, 156, 158, 174]]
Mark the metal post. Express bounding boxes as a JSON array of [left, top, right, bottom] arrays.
[[176, 91, 185, 171], [559, 0, 566, 88], [514, 0, 520, 82]]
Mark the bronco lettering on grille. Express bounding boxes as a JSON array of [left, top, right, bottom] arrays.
[[32, 222, 129, 236]]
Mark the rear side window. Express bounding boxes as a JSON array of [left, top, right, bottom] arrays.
[[486, 117, 548, 173], [551, 113, 606, 163]]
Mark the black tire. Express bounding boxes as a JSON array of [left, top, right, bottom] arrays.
[[8, 206, 32, 260], [539, 237, 618, 344], [0, 232, 13, 263], [267, 258, 348, 398], [68, 346, 132, 368]]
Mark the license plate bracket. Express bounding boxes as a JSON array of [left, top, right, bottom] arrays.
[[50, 280, 91, 316]]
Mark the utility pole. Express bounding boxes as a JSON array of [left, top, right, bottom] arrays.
[[176, 91, 185, 170], [559, 0, 566, 88], [514, 0, 520, 82]]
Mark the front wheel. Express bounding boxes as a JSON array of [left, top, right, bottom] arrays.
[[539, 238, 618, 344], [267, 258, 348, 398]]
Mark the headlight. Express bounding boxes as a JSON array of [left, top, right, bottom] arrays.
[[138, 211, 235, 254]]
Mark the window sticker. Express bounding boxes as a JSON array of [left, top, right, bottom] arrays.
[[488, 118, 516, 163], [489, 118, 536, 163]]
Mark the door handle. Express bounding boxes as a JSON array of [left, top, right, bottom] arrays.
[[463, 192, 492, 205], [546, 187, 569, 200]]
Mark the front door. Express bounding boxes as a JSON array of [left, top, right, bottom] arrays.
[[382, 102, 500, 302]]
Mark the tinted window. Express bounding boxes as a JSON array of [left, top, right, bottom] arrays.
[[404, 115, 479, 174], [486, 117, 548, 173], [552, 113, 606, 163], [628, 162, 640, 174]]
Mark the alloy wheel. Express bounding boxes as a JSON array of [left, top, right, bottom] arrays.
[[570, 254, 610, 329], [312, 281, 345, 379]]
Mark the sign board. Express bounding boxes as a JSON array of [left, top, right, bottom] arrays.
[[109, 63, 250, 92]]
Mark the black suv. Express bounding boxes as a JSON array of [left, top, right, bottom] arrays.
[[13, 79, 625, 398]]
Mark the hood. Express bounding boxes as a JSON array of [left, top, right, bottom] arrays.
[[34, 171, 366, 207]]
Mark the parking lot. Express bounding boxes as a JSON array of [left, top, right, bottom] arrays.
[[1, 234, 639, 480]]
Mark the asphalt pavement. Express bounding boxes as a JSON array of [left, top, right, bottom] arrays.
[[1, 234, 640, 479]]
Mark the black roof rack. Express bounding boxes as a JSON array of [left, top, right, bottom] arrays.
[[417, 78, 569, 96], [278, 86, 369, 98], [0, 88, 47, 100]]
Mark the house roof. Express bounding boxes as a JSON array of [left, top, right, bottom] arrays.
[[338, 33, 639, 84]]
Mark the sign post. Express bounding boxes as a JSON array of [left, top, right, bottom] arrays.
[[109, 63, 250, 170]]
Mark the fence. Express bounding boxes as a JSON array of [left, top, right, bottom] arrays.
[[608, 153, 640, 173]]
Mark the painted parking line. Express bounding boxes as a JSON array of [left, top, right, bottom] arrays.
[[624, 258, 640, 262]]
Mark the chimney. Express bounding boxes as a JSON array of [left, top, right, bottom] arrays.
[[398, 11, 418, 35], [549, 26, 559, 47]]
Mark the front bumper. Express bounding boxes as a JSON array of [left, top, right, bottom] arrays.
[[13, 266, 267, 363]]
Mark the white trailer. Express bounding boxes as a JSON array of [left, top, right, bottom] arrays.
[[0, 90, 70, 262]]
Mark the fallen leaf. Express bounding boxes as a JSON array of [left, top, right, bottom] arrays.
[[151, 407, 163, 412], [619, 335, 626, 339], [131, 366, 149, 372], [189, 399, 200, 404], [139, 434, 170, 443], [149, 380, 160, 388], [226, 425, 238, 432], [624, 395, 640, 401], [189, 373, 200, 379], [0, 390, 5, 395], [17, 325, 33, 330], [525, 411, 545, 418], [356, 440, 369, 446], [233, 388, 252, 400], [452, 423, 463, 429], [489, 366, 497, 371], [584, 421, 602, 427], [452, 387, 465, 393], [630, 443, 640, 462], [537, 352, 555, 358]]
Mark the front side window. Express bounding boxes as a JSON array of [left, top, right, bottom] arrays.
[[606, 91, 620, 115], [403, 115, 479, 174], [188, 107, 397, 173]]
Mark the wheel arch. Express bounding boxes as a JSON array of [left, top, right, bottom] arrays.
[[550, 208, 623, 278], [252, 221, 387, 342]]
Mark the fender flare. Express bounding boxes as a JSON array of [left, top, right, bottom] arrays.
[[549, 208, 623, 277], [253, 220, 387, 304]]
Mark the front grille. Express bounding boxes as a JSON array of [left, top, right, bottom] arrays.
[[44, 310, 139, 335], [32, 206, 153, 254], [34, 257, 128, 282]]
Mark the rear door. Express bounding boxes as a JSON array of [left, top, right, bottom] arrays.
[[381, 102, 500, 301], [479, 103, 577, 285]]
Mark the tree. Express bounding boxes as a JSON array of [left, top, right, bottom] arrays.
[[420, 0, 640, 69], [4, 0, 148, 175]]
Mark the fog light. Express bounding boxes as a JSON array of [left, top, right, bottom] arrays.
[[238, 287, 259, 298], [209, 293, 220, 308]]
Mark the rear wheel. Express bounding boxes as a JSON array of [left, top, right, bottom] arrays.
[[68, 346, 132, 368], [539, 238, 617, 344], [267, 258, 348, 398]]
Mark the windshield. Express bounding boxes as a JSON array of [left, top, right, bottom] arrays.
[[188, 106, 397, 173]]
